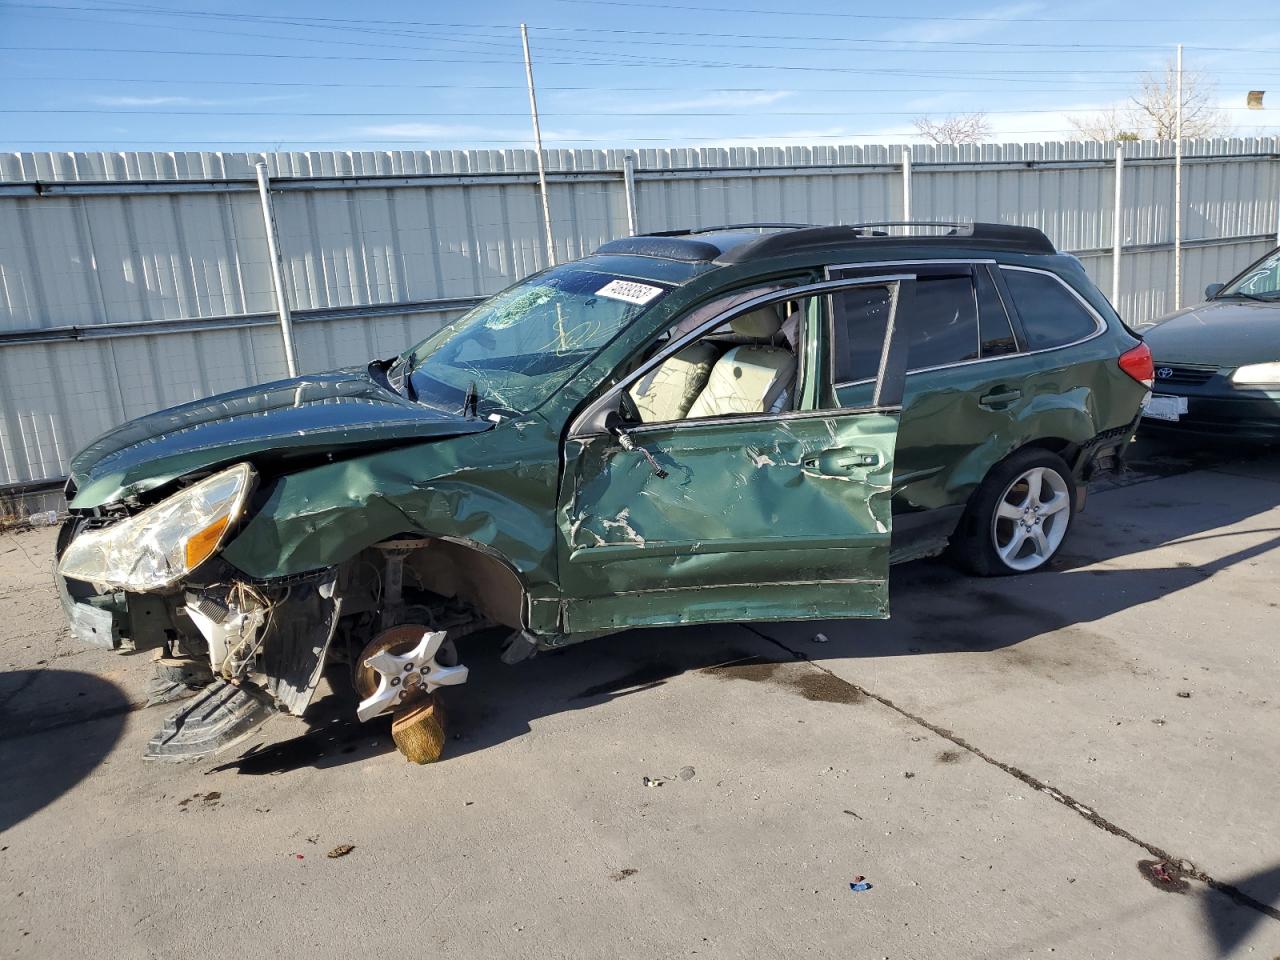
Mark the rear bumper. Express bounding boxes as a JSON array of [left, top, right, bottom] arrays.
[[1076, 412, 1142, 482]]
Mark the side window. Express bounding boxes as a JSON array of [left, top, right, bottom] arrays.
[[977, 267, 1018, 357], [1000, 268, 1100, 350], [831, 273, 978, 382], [907, 275, 979, 369], [625, 295, 811, 424], [831, 285, 894, 385]]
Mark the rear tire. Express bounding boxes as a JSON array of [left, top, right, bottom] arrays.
[[949, 448, 1076, 577]]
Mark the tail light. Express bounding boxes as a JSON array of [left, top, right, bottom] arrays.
[[1119, 342, 1154, 388]]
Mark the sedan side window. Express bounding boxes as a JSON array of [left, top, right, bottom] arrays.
[[1000, 268, 1100, 350], [832, 273, 979, 382]]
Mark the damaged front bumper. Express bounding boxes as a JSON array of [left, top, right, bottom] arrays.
[[56, 547, 347, 759]]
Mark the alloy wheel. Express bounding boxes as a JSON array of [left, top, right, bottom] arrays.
[[990, 466, 1071, 572]]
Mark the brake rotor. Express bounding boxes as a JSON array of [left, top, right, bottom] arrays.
[[353, 624, 428, 700]]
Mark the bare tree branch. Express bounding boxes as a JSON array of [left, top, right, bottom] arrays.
[[912, 113, 992, 145], [1070, 57, 1229, 141]]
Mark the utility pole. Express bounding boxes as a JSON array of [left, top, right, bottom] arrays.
[[520, 23, 557, 267], [1173, 43, 1184, 310], [255, 161, 299, 378]]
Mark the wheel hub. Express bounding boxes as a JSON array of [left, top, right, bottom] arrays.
[[354, 625, 468, 723]]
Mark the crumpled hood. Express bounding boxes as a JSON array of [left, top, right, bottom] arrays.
[[68, 366, 492, 508], [1141, 299, 1280, 367]]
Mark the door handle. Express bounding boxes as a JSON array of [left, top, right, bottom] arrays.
[[978, 387, 1023, 410], [803, 448, 883, 475]]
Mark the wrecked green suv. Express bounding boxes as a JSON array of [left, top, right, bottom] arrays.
[[55, 222, 1151, 760]]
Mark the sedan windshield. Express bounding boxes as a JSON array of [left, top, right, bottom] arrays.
[[396, 266, 669, 415], [1220, 250, 1280, 300]]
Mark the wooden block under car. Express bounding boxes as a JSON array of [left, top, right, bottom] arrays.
[[391, 693, 447, 764]]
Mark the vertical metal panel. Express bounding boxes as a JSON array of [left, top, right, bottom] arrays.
[[2, 139, 1278, 500]]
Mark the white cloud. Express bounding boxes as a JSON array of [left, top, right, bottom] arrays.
[[629, 90, 793, 113], [356, 122, 525, 142], [887, 2, 1045, 44], [89, 94, 298, 108]]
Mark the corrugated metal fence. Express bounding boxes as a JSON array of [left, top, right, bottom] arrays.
[[2, 138, 1279, 510]]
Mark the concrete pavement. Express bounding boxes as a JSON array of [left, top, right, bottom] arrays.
[[2, 442, 1278, 959]]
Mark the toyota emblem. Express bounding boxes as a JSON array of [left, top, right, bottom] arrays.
[[1156, 366, 1174, 380]]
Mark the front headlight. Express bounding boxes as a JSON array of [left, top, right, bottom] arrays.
[[58, 463, 255, 592], [1231, 362, 1280, 386]]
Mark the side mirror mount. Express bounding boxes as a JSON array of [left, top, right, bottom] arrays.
[[1205, 282, 1224, 300]]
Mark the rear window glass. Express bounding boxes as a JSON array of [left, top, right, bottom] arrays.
[[831, 274, 980, 383], [1001, 269, 1099, 350]]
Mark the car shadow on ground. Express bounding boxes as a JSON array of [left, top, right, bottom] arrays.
[[0, 669, 131, 831], [1200, 862, 1280, 956], [211, 444, 1280, 775]]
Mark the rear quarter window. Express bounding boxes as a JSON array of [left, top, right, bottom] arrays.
[[831, 273, 981, 382], [1001, 268, 1101, 350]]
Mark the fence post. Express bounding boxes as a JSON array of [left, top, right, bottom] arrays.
[[1112, 145, 1124, 307], [622, 153, 640, 236], [254, 162, 299, 378], [901, 148, 913, 223]]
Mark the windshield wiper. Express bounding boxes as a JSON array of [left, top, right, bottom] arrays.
[[1221, 291, 1278, 303]]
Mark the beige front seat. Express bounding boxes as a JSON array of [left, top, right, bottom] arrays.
[[628, 341, 720, 423], [684, 306, 796, 419]]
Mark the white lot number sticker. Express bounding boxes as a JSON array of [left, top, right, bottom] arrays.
[[595, 279, 664, 305]]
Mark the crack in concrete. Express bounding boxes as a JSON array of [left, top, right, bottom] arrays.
[[742, 624, 1280, 924]]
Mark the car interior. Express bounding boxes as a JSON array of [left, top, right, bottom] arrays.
[[626, 299, 805, 423]]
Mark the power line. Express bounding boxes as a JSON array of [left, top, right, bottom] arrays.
[[15, 3, 1280, 55], [0, 76, 1154, 94], [11, 107, 1276, 118], [547, 0, 1273, 23], [7, 127, 1279, 146], [9, 46, 1280, 78]]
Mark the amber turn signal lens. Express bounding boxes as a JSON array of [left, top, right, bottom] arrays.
[[184, 515, 230, 570]]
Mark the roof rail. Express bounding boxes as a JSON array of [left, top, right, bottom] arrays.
[[640, 222, 816, 238], [715, 221, 1056, 264]]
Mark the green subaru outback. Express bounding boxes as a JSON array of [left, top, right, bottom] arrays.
[[55, 222, 1151, 759]]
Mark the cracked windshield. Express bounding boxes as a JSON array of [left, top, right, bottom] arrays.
[[399, 266, 669, 415]]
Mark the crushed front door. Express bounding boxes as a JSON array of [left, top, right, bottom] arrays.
[[555, 277, 911, 634]]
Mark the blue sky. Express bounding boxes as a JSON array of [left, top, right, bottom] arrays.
[[2, 0, 1278, 151]]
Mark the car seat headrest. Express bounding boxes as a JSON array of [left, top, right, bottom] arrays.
[[730, 305, 782, 338]]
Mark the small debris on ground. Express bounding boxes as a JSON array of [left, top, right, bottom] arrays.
[[177, 792, 222, 810], [679, 765, 696, 781], [1137, 859, 1191, 893], [642, 775, 668, 788], [812, 632, 830, 644], [1152, 718, 1167, 726], [849, 875, 873, 892], [327, 844, 355, 859], [610, 868, 638, 881], [842, 809, 863, 820], [1176, 691, 1192, 698], [903, 771, 916, 779]]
